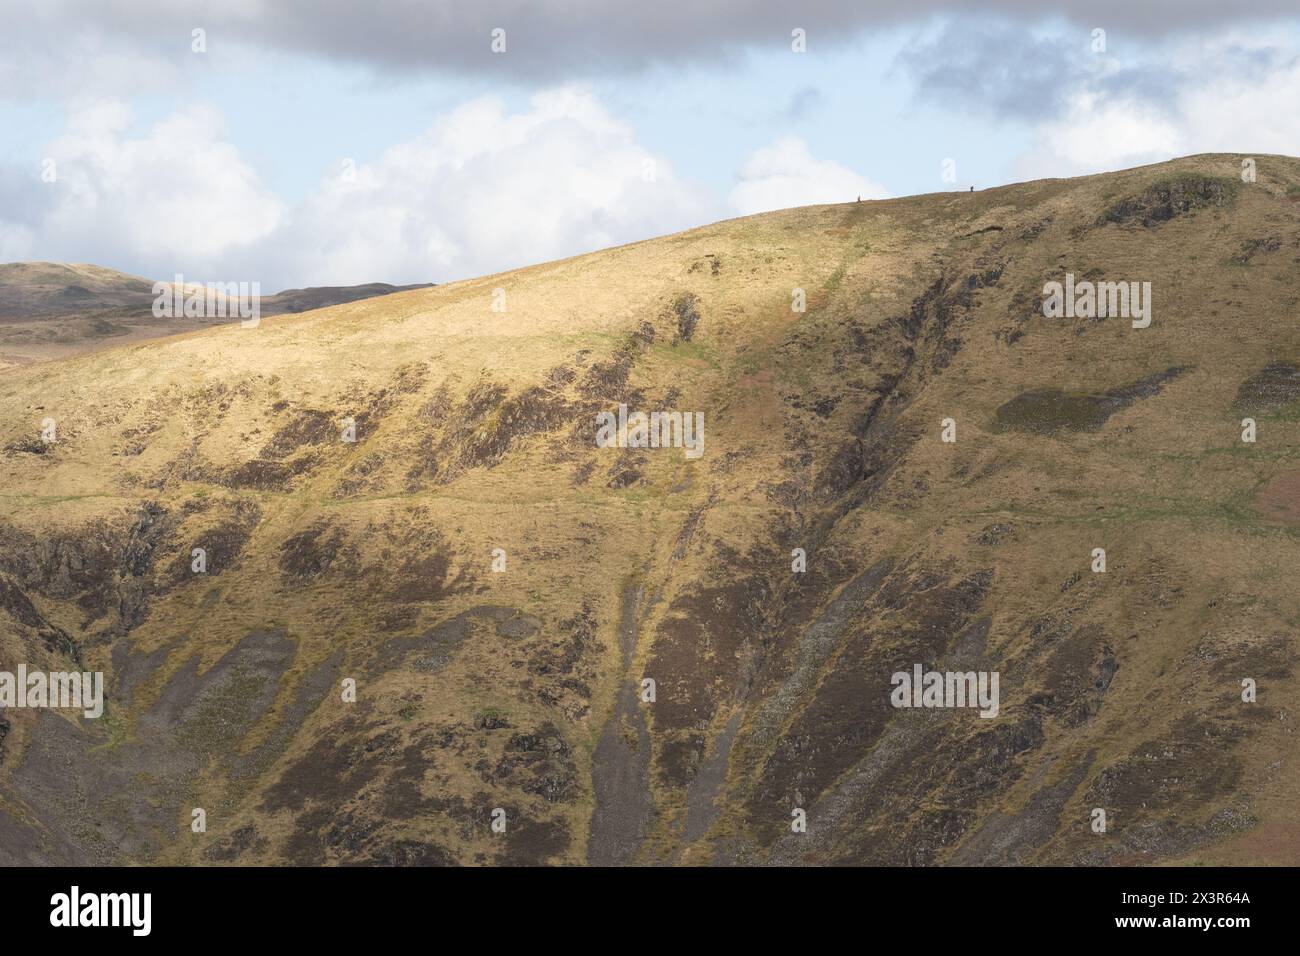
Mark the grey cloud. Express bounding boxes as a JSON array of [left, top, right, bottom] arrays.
[[897, 19, 1300, 120], [783, 86, 825, 120], [0, 164, 57, 227], [4, 0, 1299, 92], [898, 25, 1083, 119], [897, 22, 1132, 120]]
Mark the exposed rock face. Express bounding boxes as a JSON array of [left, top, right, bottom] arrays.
[[1096, 173, 1241, 228]]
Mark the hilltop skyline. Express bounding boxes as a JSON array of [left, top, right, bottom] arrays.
[[3, 2, 1300, 288]]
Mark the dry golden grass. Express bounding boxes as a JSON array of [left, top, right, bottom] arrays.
[[0, 153, 1297, 866]]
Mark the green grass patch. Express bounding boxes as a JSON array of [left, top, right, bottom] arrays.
[[651, 338, 720, 369]]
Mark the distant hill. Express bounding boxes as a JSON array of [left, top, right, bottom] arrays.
[[0, 262, 157, 318], [0, 155, 1297, 866], [262, 283, 433, 316], [0, 265, 433, 369]]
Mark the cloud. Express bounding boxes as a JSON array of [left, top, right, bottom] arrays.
[[897, 19, 1299, 123], [783, 87, 826, 120], [896, 21, 1122, 120], [1007, 35, 1300, 179], [4, 89, 715, 289], [729, 136, 889, 214], [1172, 53, 1300, 156], [2, 100, 284, 277], [1011, 93, 1183, 179], [251, 87, 716, 287], [0, 3, 182, 99], [5, 1, 1299, 96]]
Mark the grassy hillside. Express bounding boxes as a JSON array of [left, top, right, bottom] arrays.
[[0, 153, 1297, 866], [0, 262, 158, 318], [0, 264, 433, 371]]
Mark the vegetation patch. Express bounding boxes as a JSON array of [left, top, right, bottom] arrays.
[[995, 367, 1186, 434], [1233, 361, 1300, 412]]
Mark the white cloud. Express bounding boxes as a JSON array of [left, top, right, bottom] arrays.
[[1012, 93, 1184, 180], [1012, 34, 1300, 181], [9, 99, 285, 277], [1176, 58, 1300, 156], [0, 223, 35, 263], [729, 136, 889, 215], [246, 87, 715, 286], [6, 89, 715, 289]]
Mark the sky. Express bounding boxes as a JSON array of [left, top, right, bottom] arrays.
[[1, 1, 1299, 291]]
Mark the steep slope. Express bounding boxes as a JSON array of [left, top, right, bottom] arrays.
[[0, 154, 1297, 866]]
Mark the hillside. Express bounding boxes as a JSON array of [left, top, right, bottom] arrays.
[[260, 283, 435, 315], [0, 262, 158, 318], [0, 153, 1296, 866], [0, 264, 432, 370]]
